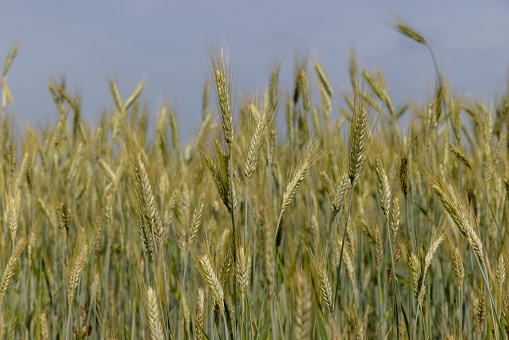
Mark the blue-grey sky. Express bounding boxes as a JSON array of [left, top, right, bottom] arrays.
[[2, 1, 509, 139]]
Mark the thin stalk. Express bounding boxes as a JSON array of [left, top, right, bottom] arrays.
[[228, 146, 238, 339], [384, 218, 399, 340], [271, 210, 284, 340], [333, 182, 353, 308], [475, 254, 503, 337], [177, 249, 189, 340]]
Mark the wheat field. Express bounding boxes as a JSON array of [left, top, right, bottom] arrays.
[[0, 21, 508, 339]]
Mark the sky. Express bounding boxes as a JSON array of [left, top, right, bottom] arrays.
[[1, 1, 509, 141]]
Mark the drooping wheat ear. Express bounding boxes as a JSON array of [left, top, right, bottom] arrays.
[[68, 241, 89, 307], [275, 138, 321, 248], [314, 62, 333, 98], [373, 154, 391, 221], [195, 288, 205, 340], [244, 89, 279, 183], [426, 173, 483, 259], [390, 17, 427, 45], [2, 43, 18, 77], [348, 81, 375, 185], [497, 254, 506, 294], [293, 272, 312, 339], [39, 312, 49, 340], [146, 287, 164, 340], [449, 143, 472, 169], [236, 245, 252, 298], [308, 248, 334, 315], [195, 253, 224, 311], [363, 69, 394, 117], [0, 237, 26, 305], [207, 40, 233, 146], [187, 187, 207, 250]]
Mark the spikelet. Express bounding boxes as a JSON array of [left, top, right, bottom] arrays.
[[417, 223, 445, 306], [314, 62, 333, 98], [373, 154, 391, 221], [275, 138, 321, 248], [2, 43, 18, 77], [426, 173, 483, 259], [0, 237, 26, 305], [475, 293, 487, 333], [39, 312, 49, 340], [6, 192, 19, 243], [308, 248, 334, 314], [202, 82, 211, 120], [348, 80, 375, 185], [387, 249, 401, 286], [390, 196, 400, 240], [449, 242, 464, 290], [58, 200, 71, 235], [449, 143, 471, 169], [269, 66, 280, 109], [293, 270, 312, 340], [194, 288, 205, 340], [196, 253, 224, 311], [391, 18, 427, 45], [243, 90, 278, 182], [398, 154, 409, 199], [235, 245, 252, 298], [68, 241, 89, 307], [169, 112, 179, 151], [299, 69, 311, 112], [93, 126, 103, 161], [330, 173, 350, 225], [134, 154, 163, 250], [497, 254, 506, 294], [207, 40, 233, 146], [146, 287, 164, 340], [187, 188, 207, 250]]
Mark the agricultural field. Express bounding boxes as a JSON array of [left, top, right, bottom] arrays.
[[0, 21, 509, 339]]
